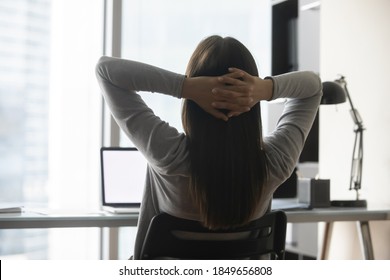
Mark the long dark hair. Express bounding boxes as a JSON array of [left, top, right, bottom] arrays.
[[182, 35, 268, 229]]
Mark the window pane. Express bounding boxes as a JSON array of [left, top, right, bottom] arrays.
[[0, 0, 50, 205], [0, 0, 104, 259], [0, 0, 51, 259]]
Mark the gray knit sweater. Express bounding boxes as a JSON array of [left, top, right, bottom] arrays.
[[95, 56, 322, 259]]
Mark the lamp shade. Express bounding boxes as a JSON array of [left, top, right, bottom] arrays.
[[321, 81, 347, 105]]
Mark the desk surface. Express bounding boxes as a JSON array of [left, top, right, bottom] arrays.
[[285, 207, 390, 223], [0, 207, 389, 229], [0, 211, 139, 229]]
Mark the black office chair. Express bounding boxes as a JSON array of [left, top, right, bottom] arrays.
[[139, 211, 287, 260]]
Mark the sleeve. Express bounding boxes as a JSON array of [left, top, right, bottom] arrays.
[[264, 71, 323, 185], [95, 56, 188, 174]]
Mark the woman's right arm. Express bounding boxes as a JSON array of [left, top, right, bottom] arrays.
[[265, 71, 322, 185], [212, 69, 322, 185]]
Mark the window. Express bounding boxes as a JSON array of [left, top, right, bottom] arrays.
[[0, 0, 103, 259]]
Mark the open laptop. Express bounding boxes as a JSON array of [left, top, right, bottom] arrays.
[[100, 147, 147, 214]]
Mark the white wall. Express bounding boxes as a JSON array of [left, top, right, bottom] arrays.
[[319, 0, 390, 259]]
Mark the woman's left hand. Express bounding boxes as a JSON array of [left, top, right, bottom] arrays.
[[182, 76, 230, 121]]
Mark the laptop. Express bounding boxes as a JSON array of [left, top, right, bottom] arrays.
[[100, 147, 147, 213]]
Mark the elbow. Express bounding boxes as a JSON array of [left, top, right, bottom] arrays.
[[308, 71, 323, 98], [95, 56, 110, 81], [300, 71, 323, 100]]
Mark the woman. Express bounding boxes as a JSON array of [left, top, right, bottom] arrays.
[[96, 35, 322, 259]]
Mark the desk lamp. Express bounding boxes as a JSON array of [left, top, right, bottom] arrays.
[[321, 76, 367, 207]]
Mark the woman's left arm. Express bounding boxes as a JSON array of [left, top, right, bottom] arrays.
[[96, 56, 185, 98], [96, 56, 188, 172]]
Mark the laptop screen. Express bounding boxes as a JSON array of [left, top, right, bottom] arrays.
[[100, 147, 147, 207]]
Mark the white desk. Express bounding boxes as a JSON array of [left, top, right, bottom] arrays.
[[1, 207, 389, 259], [283, 207, 390, 260]]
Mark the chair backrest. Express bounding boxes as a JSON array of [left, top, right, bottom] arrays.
[[139, 211, 287, 260]]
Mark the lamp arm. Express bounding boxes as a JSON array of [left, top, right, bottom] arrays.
[[336, 77, 364, 129], [336, 76, 365, 195], [351, 127, 363, 194]]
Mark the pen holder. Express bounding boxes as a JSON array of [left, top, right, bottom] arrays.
[[298, 178, 331, 208]]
